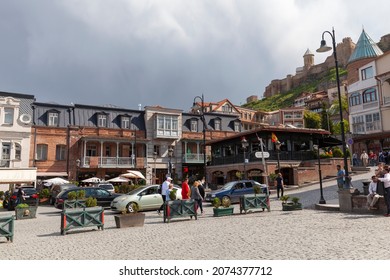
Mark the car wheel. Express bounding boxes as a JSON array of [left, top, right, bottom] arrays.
[[126, 202, 138, 213], [221, 196, 231, 206]]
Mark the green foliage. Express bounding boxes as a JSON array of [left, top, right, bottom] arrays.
[[15, 203, 29, 208], [221, 197, 231, 208], [85, 196, 97, 207], [115, 184, 141, 194], [212, 197, 221, 208], [0, 191, 4, 198], [253, 185, 261, 195], [291, 197, 300, 205], [67, 191, 77, 200], [304, 110, 321, 129], [332, 147, 343, 158], [77, 190, 85, 199], [39, 189, 50, 199], [320, 153, 333, 158], [169, 188, 177, 200], [235, 171, 242, 180], [280, 195, 290, 203]]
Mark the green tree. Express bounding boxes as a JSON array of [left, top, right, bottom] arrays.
[[320, 103, 333, 133], [304, 110, 321, 129]]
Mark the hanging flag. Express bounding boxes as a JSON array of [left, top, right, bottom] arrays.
[[271, 133, 278, 143]]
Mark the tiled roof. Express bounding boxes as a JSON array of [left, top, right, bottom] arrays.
[[348, 29, 383, 63]]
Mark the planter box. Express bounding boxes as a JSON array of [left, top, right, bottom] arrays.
[[239, 194, 270, 214], [63, 200, 86, 210], [213, 206, 234, 217], [114, 213, 145, 228], [282, 203, 302, 211], [163, 200, 197, 223], [15, 206, 38, 220], [0, 214, 14, 242], [61, 206, 104, 235]]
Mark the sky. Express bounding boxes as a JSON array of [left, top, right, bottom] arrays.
[[0, 0, 389, 111]]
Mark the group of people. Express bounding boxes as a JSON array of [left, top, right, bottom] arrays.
[[366, 162, 390, 216], [352, 150, 390, 167], [157, 176, 206, 216]]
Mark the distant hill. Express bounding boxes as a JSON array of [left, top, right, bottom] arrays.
[[243, 67, 347, 111]]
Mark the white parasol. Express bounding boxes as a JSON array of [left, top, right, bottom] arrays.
[[120, 170, 146, 180], [81, 177, 101, 183], [106, 176, 129, 183], [42, 177, 69, 185]]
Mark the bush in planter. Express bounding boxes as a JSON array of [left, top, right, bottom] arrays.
[[280, 195, 290, 204], [221, 196, 231, 208], [253, 185, 262, 195], [15, 203, 29, 208], [67, 191, 77, 200], [291, 197, 300, 205], [212, 197, 221, 208], [85, 197, 97, 207], [39, 189, 50, 199], [77, 190, 85, 199], [169, 189, 177, 201]]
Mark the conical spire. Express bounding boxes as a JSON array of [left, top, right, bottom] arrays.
[[348, 29, 383, 64]]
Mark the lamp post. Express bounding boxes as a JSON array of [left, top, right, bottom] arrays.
[[193, 94, 207, 186], [314, 144, 326, 204], [241, 137, 249, 180], [153, 152, 157, 184], [275, 141, 281, 173], [75, 159, 80, 186], [317, 28, 350, 189], [167, 147, 174, 177]]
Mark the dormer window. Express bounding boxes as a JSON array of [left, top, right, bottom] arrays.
[[97, 114, 107, 127], [234, 121, 241, 132], [190, 119, 198, 132], [121, 116, 130, 129], [48, 112, 59, 126], [214, 118, 221, 130]]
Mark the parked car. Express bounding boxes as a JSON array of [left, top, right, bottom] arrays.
[[92, 182, 115, 194], [204, 180, 269, 204], [54, 187, 121, 209], [4, 186, 39, 210], [49, 184, 78, 205], [110, 184, 182, 213]]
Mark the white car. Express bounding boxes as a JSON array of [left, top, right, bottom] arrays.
[[110, 184, 182, 213]]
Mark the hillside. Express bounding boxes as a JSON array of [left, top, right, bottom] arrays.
[[243, 68, 347, 111]]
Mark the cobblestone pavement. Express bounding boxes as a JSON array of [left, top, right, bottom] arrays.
[[1, 167, 389, 260]]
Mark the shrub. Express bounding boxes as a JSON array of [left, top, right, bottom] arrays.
[[169, 188, 177, 200], [291, 197, 300, 204], [67, 191, 77, 200], [85, 197, 97, 207], [280, 195, 290, 203], [253, 185, 261, 195], [332, 147, 343, 158], [76, 190, 85, 199], [221, 197, 231, 208], [15, 203, 29, 208], [212, 197, 221, 208], [39, 189, 50, 199]]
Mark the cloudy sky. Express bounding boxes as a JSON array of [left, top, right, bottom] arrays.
[[0, 0, 388, 111]]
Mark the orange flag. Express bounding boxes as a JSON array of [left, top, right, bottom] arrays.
[[271, 133, 278, 143]]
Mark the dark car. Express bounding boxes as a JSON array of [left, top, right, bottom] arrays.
[[54, 187, 121, 209], [4, 186, 39, 210], [92, 182, 115, 194], [204, 180, 269, 204], [49, 183, 78, 205]]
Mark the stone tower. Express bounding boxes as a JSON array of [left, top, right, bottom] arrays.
[[303, 49, 314, 71]]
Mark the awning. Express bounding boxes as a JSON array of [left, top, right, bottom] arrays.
[[318, 136, 343, 148], [0, 168, 37, 184], [37, 172, 68, 177]]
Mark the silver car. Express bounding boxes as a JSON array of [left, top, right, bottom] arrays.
[[110, 184, 182, 213]]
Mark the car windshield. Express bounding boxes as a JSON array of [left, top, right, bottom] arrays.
[[126, 186, 145, 195], [221, 182, 236, 190]]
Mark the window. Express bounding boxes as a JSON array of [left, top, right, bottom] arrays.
[[234, 121, 241, 132], [15, 143, 21, 160], [352, 115, 365, 133], [4, 108, 14, 125], [349, 92, 361, 106], [361, 66, 373, 80], [366, 112, 381, 131], [363, 88, 377, 103], [56, 145, 66, 160], [36, 144, 48, 160], [105, 146, 111, 156], [154, 145, 160, 156], [86, 145, 97, 156], [48, 112, 59, 126], [190, 120, 198, 132], [1, 143, 10, 167], [222, 105, 232, 113], [214, 119, 221, 130], [156, 115, 179, 137], [121, 116, 130, 129], [98, 114, 107, 127]]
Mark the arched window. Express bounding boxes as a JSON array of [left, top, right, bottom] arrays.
[[363, 88, 377, 103], [349, 92, 361, 106]]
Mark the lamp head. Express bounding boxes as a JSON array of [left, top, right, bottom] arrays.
[[316, 39, 332, 53]]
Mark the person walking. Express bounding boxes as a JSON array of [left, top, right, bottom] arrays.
[[352, 152, 359, 166], [198, 177, 206, 201], [181, 177, 190, 199], [360, 150, 369, 167], [157, 176, 172, 215], [190, 180, 204, 216], [16, 187, 25, 205], [367, 175, 381, 210], [275, 173, 284, 199], [377, 167, 390, 217]]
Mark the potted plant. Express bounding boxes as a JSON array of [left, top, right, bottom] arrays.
[[39, 189, 50, 204], [282, 196, 302, 211], [85, 197, 97, 207], [239, 184, 270, 214], [63, 190, 86, 209], [114, 202, 145, 228], [212, 197, 234, 217], [15, 203, 38, 220]]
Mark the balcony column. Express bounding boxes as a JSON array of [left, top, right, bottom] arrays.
[[184, 141, 188, 162], [131, 142, 135, 166], [83, 140, 87, 166], [197, 142, 200, 161], [116, 142, 119, 165], [100, 140, 104, 165]]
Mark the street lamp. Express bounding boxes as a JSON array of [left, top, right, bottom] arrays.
[[153, 152, 157, 184], [167, 147, 174, 177], [275, 141, 281, 173], [241, 137, 249, 180], [314, 144, 326, 204], [75, 159, 80, 185], [317, 28, 350, 189], [193, 94, 207, 186]]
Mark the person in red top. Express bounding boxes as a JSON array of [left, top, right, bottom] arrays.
[[181, 177, 190, 199]]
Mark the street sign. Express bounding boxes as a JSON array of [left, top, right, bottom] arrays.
[[255, 151, 270, 158], [347, 138, 354, 145]]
